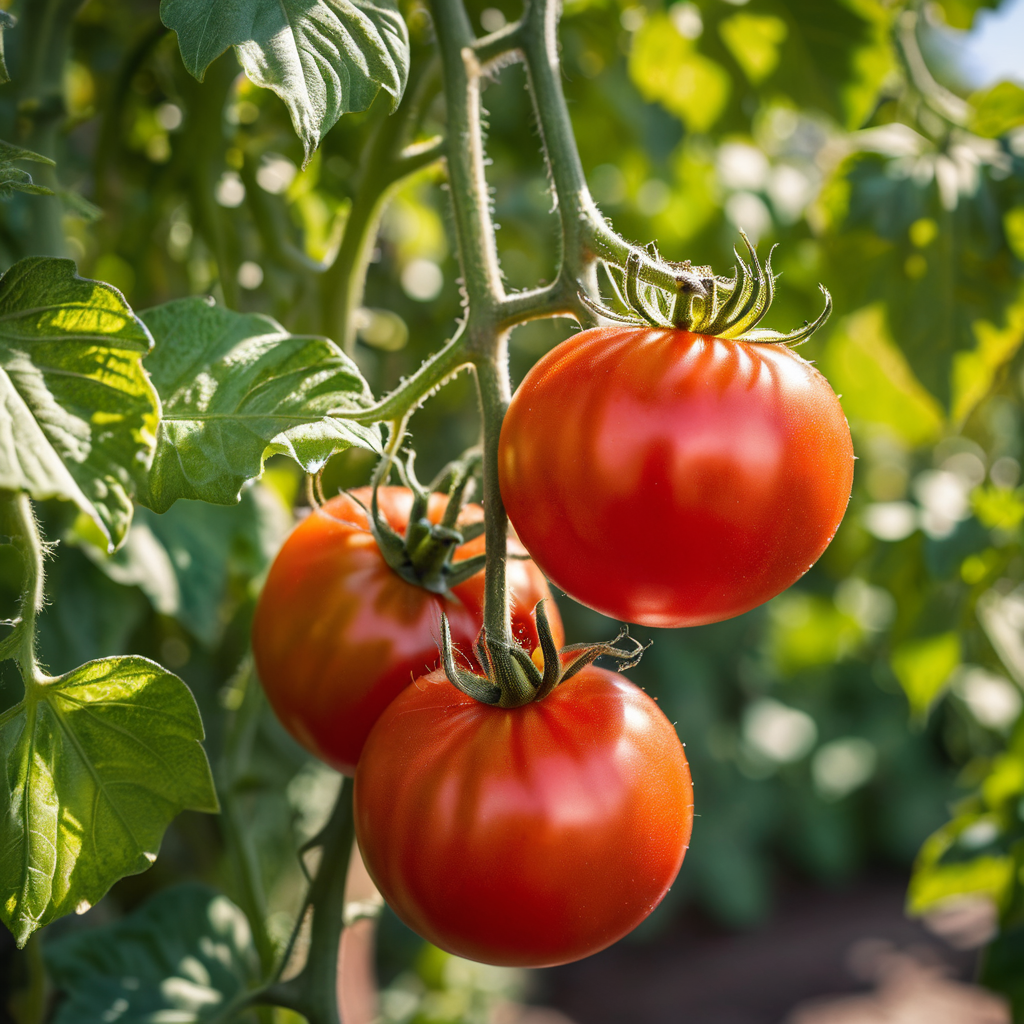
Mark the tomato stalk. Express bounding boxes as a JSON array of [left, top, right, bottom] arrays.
[[320, 54, 446, 354], [0, 491, 48, 690], [259, 779, 356, 1023]]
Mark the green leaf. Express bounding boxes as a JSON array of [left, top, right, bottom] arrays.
[[74, 483, 290, 647], [819, 143, 1022, 409], [952, 289, 1024, 426], [821, 304, 945, 447], [0, 657, 218, 947], [718, 12, 787, 85], [933, 0, 1000, 30], [629, 14, 730, 133], [970, 80, 1024, 139], [891, 632, 962, 717], [0, 258, 160, 549], [137, 297, 381, 513], [160, 0, 410, 163], [45, 884, 260, 1024], [0, 139, 56, 198], [0, 11, 15, 85]]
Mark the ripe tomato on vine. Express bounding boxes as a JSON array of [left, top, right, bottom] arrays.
[[499, 326, 854, 628], [354, 664, 694, 967], [252, 486, 563, 774]]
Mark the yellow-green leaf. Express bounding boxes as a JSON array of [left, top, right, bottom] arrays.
[[0, 657, 218, 946], [891, 633, 961, 716], [821, 304, 944, 447], [719, 13, 787, 85], [628, 15, 730, 133], [969, 80, 1024, 139]]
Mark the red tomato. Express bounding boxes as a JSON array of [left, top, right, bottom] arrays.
[[354, 665, 693, 967], [498, 328, 854, 628], [252, 486, 562, 775]]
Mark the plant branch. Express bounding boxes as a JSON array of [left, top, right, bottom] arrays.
[[322, 57, 446, 354], [517, 0, 705, 304], [0, 491, 48, 687], [345, 324, 473, 424], [13, 0, 88, 257], [895, 8, 970, 130], [262, 778, 356, 1024]]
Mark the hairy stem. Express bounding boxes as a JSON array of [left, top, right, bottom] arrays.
[[473, 355, 512, 645], [518, 0, 704, 300], [264, 778, 355, 1024], [0, 491, 47, 687], [322, 57, 445, 354], [13, 0, 88, 257]]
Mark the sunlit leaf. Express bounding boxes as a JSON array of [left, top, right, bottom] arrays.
[[908, 851, 1013, 915], [629, 15, 730, 133], [891, 632, 961, 716], [75, 484, 290, 647], [933, 0, 1000, 30], [970, 81, 1024, 139], [819, 143, 1021, 408], [136, 297, 381, 513], [821, 304, 944, 446], [952, 289, 1024, 426], [45, 884, 260, 1024], [160, 0, 410, 163], [767, 592, 862, 676], [718, 13, 787, 85], [0, 258, 159, 549], [0, 658, 218, 946]]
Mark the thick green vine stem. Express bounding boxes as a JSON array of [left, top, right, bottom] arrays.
[[0, 490, 49, 688], [321, 54, 446, 353], [260, 778, 356, 1024]]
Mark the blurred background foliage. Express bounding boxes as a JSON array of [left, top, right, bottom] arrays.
[[2, 0, 1024, 1019]]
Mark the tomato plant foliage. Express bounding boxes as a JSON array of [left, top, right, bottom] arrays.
[[1, 0, 1024, 1018]]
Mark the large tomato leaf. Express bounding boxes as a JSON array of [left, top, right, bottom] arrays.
[[160, 0, 409, 163], [136, 297, 381, 514], [0, 657, 218, 947], [0, 258, 159, 549], [44, 884, 260, 1024]]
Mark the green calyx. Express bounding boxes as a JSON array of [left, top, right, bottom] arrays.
[[359, 450, 487, 595], [582, 231, 832, 346], [440, 600, 649, 708]]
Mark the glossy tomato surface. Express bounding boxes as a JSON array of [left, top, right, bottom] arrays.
[[252, 487, 562, 775], [354, 665, 693, 968], [498, 327, 854, 627]]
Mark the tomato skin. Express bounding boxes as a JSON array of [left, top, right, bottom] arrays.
[[498, 327, 854, 628], [354, 665, 693, 968], [252, 487, 562, 775]]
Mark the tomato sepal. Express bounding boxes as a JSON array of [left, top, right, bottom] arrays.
[[440, 600, 647, 708], [350, 449, 487, 595], [585, 231, 832, 346]]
